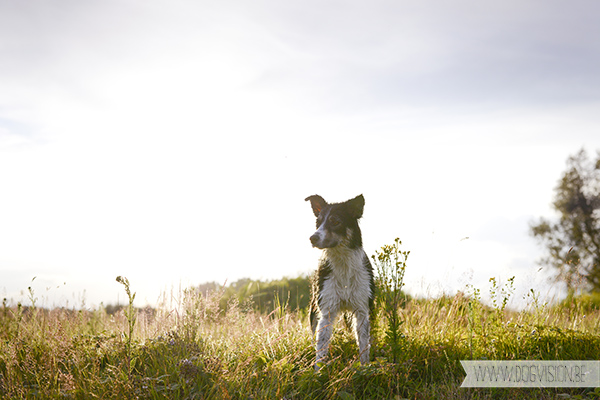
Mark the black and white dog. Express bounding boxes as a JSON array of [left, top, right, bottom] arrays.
[[305, 194, 374, 370]]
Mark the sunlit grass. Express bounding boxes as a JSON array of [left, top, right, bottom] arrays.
[[1, 276, 600, 399]]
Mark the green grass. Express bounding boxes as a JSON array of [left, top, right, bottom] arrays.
[[1, 279, 600, 399]]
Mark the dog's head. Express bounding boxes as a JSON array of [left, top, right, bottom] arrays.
[[305, 194, 365, 249]]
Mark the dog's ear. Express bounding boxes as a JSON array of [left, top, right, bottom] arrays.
[[345, 194, 365, 219], [305, 195, 327, 217]]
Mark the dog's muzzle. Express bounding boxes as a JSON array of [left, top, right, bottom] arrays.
[[310, 233, 320, 247]]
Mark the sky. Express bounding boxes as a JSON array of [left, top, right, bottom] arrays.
[[1, 0, 600, 309]]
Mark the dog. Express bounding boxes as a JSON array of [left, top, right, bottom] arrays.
[[305, 194, 374, 370]]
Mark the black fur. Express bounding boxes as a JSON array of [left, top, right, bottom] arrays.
[[309, 258, 332, 334], [305, 194, 375, 368], [305, 195, 365, 250]]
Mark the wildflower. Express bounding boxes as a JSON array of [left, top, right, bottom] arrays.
[[179, 358, 200, 381]]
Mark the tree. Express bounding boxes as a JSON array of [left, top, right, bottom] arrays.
[[530, 148, 600, 293]]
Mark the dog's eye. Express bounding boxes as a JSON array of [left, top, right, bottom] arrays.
[[329, 217, 340, 227]]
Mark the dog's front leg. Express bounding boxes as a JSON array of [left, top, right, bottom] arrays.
[[355, 311, 371, 365], [315, 309, 337, 370]]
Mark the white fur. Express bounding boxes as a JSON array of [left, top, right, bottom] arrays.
[[314, 245, 371, 369]]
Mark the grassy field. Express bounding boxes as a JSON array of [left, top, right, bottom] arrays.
[[1, 272, 600, 399]]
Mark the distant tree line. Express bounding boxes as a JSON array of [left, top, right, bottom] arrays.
[[196, 275, 312, 314], [101, 276, 311, 316]]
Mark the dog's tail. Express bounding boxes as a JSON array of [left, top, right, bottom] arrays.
[[309, 310, 317, 336], [309, 296, 318, 336], [309, 273, 319, 336]]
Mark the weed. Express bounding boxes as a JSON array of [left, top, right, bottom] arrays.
[[116, 275, 138, 390], [489, 276, 515, 323], [27, 277, 38, 309], [372, 237, 409, 364], [466, 283, 482, 359]]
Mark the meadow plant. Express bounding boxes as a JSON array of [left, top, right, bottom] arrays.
[[371, 237, 409, 363], [466, 283, 482, 359], [116, 275, 137, 384], [27, 277, 38, 309], [488, 276, 515, 323]]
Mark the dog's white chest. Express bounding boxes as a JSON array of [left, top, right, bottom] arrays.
[[320, 248, 371, 312]]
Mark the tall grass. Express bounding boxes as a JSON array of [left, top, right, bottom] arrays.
[[1, 268, 600, 398]]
